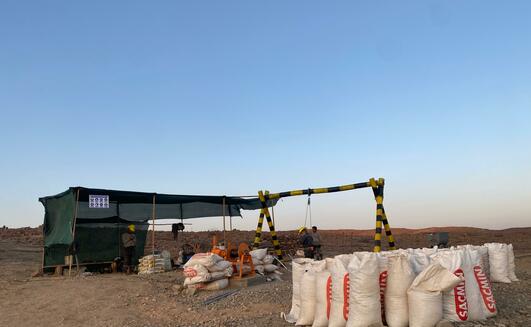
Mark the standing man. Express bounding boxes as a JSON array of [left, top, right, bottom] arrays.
[[311, 226, 322, 260], [122, 224, 137, 274], [298, 227, 314, 259]]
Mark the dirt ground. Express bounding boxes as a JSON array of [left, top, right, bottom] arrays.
[[1, 227, 530, 327]]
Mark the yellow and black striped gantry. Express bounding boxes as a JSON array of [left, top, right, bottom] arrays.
[[252, 178, 397, 259]]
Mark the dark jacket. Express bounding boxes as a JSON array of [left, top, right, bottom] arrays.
[[300, 233, 313, 248], [122, 232, 136, 248]]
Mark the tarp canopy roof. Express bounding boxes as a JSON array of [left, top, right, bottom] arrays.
[[39, 186, 277, 252], [39, 187, 277, 266], [39, 187, 276, 222]]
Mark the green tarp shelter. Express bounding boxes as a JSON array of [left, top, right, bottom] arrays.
[[39, 187, 275, 268]]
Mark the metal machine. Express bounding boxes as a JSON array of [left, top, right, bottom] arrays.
[[428, 232, 449, 248]]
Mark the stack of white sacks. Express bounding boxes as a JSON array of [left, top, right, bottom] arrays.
[[250, 248, 280, 274], [283, 242, 517, 327], [138, 251, 172, 274], [182, 253, 233, 290]]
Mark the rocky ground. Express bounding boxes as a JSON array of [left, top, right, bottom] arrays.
[[0, 227, 530, 326]]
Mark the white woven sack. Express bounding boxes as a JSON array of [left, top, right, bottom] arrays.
[[421, 247, 438, 256], [385, 254, 415, 327], [458, 245, 490, 279], [507, 244, 518, 281], [210, 271, 228, 281], [477, 245, 490, 279], [407, 250, 431, 275], [183, 264, 209, 278], [431, 249, 469, 322], [407, 262, 463, 327], [312, 270, 332, 327], [376, 252, 389, 324], [296, 261, 327, 326], [328, 254, 351, 327], [255, 265, 265, 274], [250, 248, 268, 260], [202, 278, 229, 290], [208, 260, 232, 272], [324, 257, 336, 270], [470, 257, 497, 318], [461, 249, 487, 321], [311, 259, 327, 271], [296, 270, 317, 326], [485, 243, 511, 283], [184, 253, 223, 268], [184, 274, 211, 285], [252, 257, 264, 265], [264, 264, 278, 273], [345, 252, 382, 327], [224, 266, 233, 277], [283, 258, 314, 323], [263, 254, 275, 264]]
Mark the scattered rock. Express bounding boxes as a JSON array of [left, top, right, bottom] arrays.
[[184, 287, 197, 296], [172, 284, 183, 293], [31, 270, 42, 278]]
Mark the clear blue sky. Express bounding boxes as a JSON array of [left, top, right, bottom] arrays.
[[1, 1, 530, 231]]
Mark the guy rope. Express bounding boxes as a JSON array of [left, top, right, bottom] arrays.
[[252, 178, 397, 259]]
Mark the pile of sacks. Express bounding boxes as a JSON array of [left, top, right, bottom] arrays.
[[250, 248, 280, 274], [138, 251, 172, 274], [283, 242, 517, 327], [182, 253, 233, 291]]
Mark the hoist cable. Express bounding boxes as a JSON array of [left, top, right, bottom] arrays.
[[304, 195, 312, 227]]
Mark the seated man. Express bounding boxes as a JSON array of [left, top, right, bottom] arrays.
[[298, 227, 314, 259]]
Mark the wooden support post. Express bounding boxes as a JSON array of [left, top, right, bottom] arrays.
[[152, 194, 156, 255], [69, 189, 80, 277], [222, 196, 226, 245], [40, 223, 45, 274]]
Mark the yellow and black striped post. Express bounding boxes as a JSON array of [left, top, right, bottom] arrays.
[[369, 178, 396, 251], [252, 210, 265, 249], [253, 191, 269, 249], [381, 209, 396, 250], [256, 190, 283, 259], [370, 178, 383, 252]]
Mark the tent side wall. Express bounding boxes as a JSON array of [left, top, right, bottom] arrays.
[[74, 222, 148, 265], [40, 189, 76, 266], [40, 189, 149, 267]]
